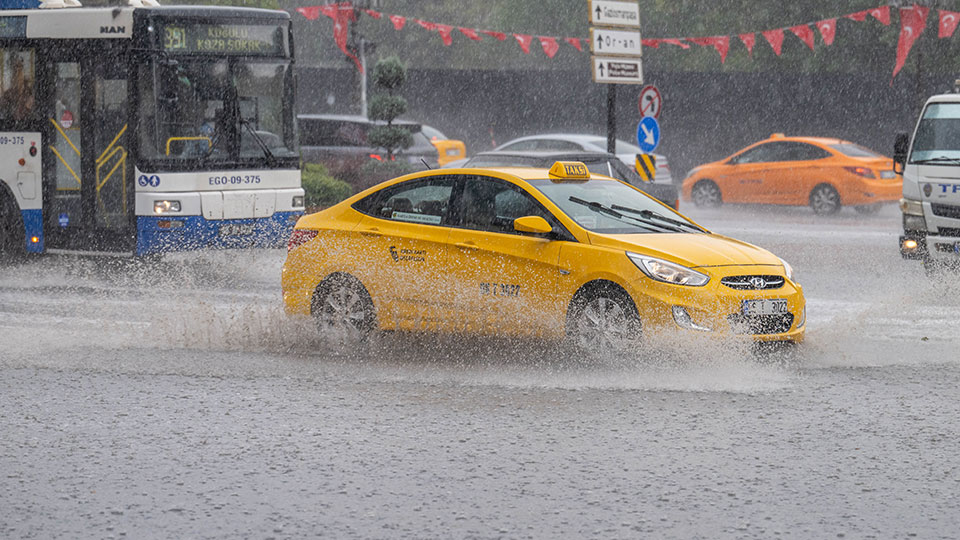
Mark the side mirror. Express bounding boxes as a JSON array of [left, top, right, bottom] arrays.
[[513, 215, 553, 235], [893, 132, 909, 174]]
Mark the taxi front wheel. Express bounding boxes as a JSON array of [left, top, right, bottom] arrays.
[[311, 274, 376, 345], [691, 180, 722, 208], [566, 286, 642, 356]]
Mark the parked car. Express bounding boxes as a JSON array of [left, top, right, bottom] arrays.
[[298, 114, 440, 190], [421, 125, 467, 166], [493, 133, 673, 185], [682, 134, 902, 215], [453, 150, 678, 208]]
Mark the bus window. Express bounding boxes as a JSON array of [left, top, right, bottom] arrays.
[[0, 49, 35, 122], [236, 61, 298, 159]]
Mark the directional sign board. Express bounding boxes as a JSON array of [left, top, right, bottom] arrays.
[[589, 0, 641, 28], [636, 116, 660, 153], [639, 85, 662, 118], [590, 28, 643, 57], [592, 56, 643, 84]]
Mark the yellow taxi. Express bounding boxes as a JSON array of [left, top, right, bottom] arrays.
[[282, 162, 805, 351], [682, 134, 901, 215]]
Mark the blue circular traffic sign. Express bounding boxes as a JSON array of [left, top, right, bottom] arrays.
[[637, 117, 660, 153]]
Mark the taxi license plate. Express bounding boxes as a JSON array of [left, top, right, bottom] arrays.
[[741, 298, 788, 316], [219, 223, 255, 237]]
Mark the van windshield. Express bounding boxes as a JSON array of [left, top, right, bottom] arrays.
[[910, 103, 960, 163]]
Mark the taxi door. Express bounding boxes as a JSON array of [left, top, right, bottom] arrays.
[[717, 142, 788, 203], [445, 175, 566, 336], [351, 177, 456, 330]]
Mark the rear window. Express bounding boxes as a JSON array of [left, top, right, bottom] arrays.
[[829, 143, 882, 158]]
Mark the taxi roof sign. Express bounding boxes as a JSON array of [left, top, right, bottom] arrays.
[[548, 161, 590, 180]]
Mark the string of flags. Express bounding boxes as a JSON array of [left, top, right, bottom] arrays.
[[295, 3, 960, 79]]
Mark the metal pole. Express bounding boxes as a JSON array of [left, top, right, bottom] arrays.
[[360, 39, 368, 118], [606, 83, 616, 154]]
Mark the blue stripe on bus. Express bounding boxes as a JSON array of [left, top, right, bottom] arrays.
[[21, 209, 43, 253], [1, 1, 40, 9], [135, 212, 302, 256]]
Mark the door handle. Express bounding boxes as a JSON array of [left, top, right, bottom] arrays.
[[360, 227, 382, 237], [454, 241, 479, 251]]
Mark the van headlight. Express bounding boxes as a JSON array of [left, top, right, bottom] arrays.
[[628, 252, 710, 287], [778, 257, 794, 281]]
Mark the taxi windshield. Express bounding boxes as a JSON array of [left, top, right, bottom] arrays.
[[529, 178, 703, 234]]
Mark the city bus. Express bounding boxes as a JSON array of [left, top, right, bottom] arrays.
[[0, 4, 303, 258]]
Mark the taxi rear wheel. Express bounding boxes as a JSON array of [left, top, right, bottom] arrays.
[[691, 180, 722, 208], [809, 184, 841, 215], [567, 286, 642, 356], [311, 274, 376, 344]]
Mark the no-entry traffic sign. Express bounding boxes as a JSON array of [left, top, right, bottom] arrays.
[[639, 85, 662, 119]]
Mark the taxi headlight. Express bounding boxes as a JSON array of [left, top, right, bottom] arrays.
[[154, 200, 181, 214], [628, 252, 709, 287], [778, 257, 795, 282]]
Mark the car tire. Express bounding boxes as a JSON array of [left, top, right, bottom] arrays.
[[809, 184, 841, 216], [854, 204, 881, 215], [691, 180, 722, 208], [311, 274, 377, 345], [566, 284, 642, 357], [0, 193, 25, 262]]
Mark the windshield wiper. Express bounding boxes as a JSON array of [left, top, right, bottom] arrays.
[[611, 204, 704, 232], [567, 196, 673, 233], [239, 117, 277, 167], [912, 156, 960, 165]]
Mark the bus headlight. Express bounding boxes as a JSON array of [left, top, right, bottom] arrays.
[[292, 195, 304, 208], [154, 200, 181, 214]]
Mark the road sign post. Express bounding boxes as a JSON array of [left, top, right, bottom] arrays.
[[589, 0, 641, 153]]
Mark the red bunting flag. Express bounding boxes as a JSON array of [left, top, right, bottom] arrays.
[[311, 3, 361, 72], [565, 37, 582, 51], [688, 36, 730, 63], [816, 19, 836, 46], [416, 19, 437, 31], [870, 6, 891, 25], [388, 14, 406, 30], [893, 6, 930, 79], [435, 24, 454, 46], [296, 6, 322, 20], [481, 30, 508, 41], [459, 27, 482, 41], [762, 29, 784, 56], [790, 24, 815, 50], [940, 10, 960, 38], [539, 36, 560, 58], [514, 33, 533, 54], [658, 38, 690, 49], [739, 33, 755, 55], [641, 39, 660, 49], [363, 9, 381, 19], [846, 9, 869, 22]]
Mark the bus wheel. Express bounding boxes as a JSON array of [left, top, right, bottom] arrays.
[[0, 194, 25, 261], [311, 274, 376, 345]]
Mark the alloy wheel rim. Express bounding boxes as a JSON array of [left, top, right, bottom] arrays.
[[318, 284, 368, 342], [575, 297, 636, 353], [812, 188, 838, 213], [694, 184, 720, 207]]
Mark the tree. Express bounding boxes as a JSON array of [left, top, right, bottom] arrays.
[[366, 56, 413, 159]]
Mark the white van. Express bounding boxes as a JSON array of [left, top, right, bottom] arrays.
[[895, 94, 960, 272]]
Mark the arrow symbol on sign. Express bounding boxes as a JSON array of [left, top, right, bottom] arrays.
[[598, 62, 605, 76], [641, 122, 655, 145], [595, 5, 602, 18], [597, 34, 604, 48]]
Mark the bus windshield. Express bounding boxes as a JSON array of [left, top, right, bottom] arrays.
[[137, 55, 298, 169]]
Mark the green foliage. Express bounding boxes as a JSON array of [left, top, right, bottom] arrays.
[[300, 163, 352, 208], [368, 95, 408, 123], [371, 56, 407, 91], [367, 125, 414, 154]]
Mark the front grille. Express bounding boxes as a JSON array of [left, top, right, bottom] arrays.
[[936, 227, 960, 238], [720, 275, 785, 290], [932, 203, 960, 220], [727, 313, 794, 335]]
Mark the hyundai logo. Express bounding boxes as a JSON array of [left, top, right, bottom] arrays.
[[749, 276, 767, 289]]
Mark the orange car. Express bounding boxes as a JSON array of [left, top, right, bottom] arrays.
[[682, 134, 902, 215]]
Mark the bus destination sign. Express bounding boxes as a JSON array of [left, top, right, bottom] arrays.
[[162, 23, 285, 56]]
